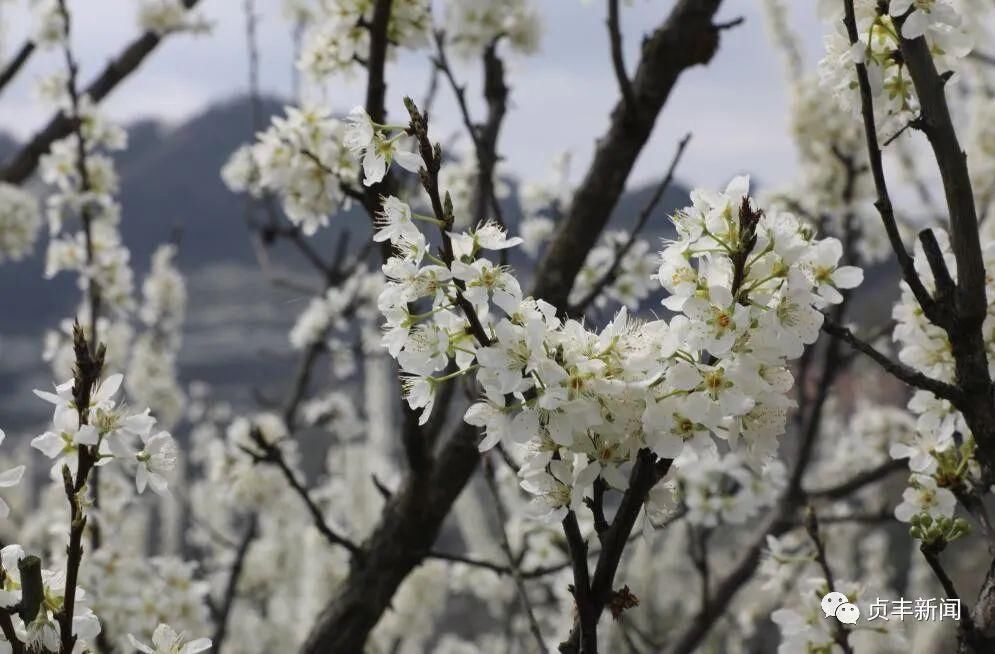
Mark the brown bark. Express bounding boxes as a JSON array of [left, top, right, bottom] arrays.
[[300, 424, 481, 653]]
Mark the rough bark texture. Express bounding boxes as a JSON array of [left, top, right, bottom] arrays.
[[531, 0, 724, 311], [300, 425, 481, 653], [300, 2, 728, 651]]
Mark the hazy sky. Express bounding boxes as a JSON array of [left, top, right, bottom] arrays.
[[0, 0, 824, 189]]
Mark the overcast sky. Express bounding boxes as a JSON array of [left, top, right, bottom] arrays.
[[0, 0, 824, 189]]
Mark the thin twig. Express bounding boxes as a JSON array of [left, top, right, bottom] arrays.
[[920, 543, 979, 648], [569, 133, 691, 315], [805, 508, 854, 654], [840, 0, 936, 320], [57, 323, 105, 654], [209, 516, 257, 654], [820, 317, 961, 402], [606, 0, 637, 117], [0, 41, 35, 97], [404, 97, 492, 348], [248, 428, 361, 559], [483, 457, 546, 652], [805, 458, 907, 500]]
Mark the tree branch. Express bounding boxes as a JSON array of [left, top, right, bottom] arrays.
[[0, 41, 35, 97], [606, 0, 637, 117], [1, 0, 204, 184], [483, 456, 546, 652], [897, 21, 987, 328], [920, 542, 987, 650], [840, 0, 936, 321], [209, 516, 257, 654], [805, 458, 906, 500], [57, 323, 105, 654], [560, 451, 673, 653], [301, 422, 482, 653], [805, 508, 853, 654], [304, 4, 728, 651], [531, 0, 726, 312], [248, 428, 361, 559], [568, 132, 691, 315], [820, 317, 961, 403]]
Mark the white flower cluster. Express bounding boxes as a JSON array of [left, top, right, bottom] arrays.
[[0, 182, 42, 263], [567, 230, 658, 311], [0, 427, 104, 653], [819, 0, 972, 138], [137, 0, 211, 35], [436, 152, 511, 230], [517, 152, 571, 258], [222, 105, 357, 235], [288, 265, 382, 382], [0, 545, 102, 652], [126, 245, 188, 429], [442, 0, 541, 57], [128, 623, 211, 654], [678, 454, 785, 527], [39, 93, 135, 315], [346, 103, 864, 524], [296, 0, 429, 82], [31, 372, 178, 496], [888, 228, 995, 524], [29, 0, 66, 48], [87, 548, 211, 652]]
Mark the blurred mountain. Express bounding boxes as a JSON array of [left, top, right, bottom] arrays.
[[0, 95, 898, 430]]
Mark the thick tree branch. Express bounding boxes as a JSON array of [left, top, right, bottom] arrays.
[[894, 15, 995, 482], [897, 25, 987, 328], [301, 422, 481, 653], [559, 451, 673, 653], [532, 0, 726, 311], [561, 509, 597, 654]]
